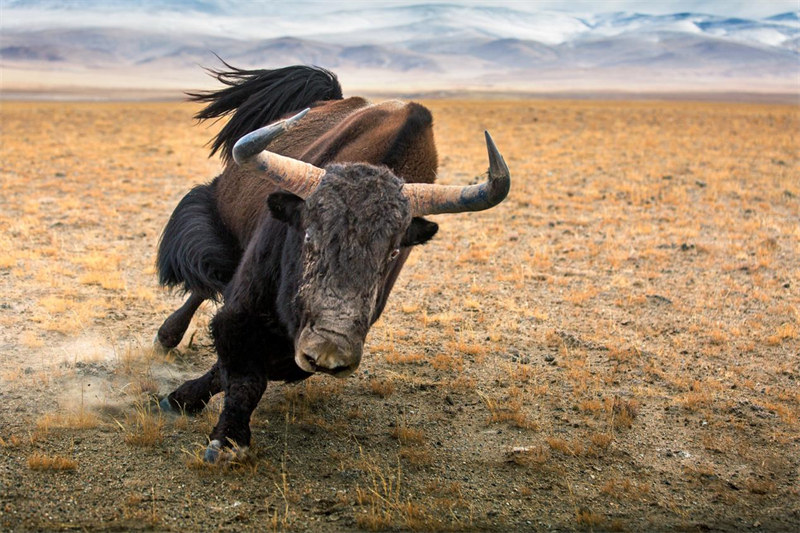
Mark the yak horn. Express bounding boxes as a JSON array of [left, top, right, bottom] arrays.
[[232, 108, 325, 199], [403, 131, 511, 216]]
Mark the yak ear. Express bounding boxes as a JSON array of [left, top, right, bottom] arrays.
[[401, 217, 438, 247], [267, 192, 304, 228]]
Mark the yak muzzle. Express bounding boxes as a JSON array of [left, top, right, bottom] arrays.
[[295, 326, 363, 378]]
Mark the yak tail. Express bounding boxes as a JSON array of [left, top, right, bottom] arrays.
[[156, 182, 241, 300], [187, 60, 343, 163]]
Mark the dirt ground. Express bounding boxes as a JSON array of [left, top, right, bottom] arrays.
[[0, 98, 798, 532]]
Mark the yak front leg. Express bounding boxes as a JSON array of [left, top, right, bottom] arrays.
[[204, 367, 267, 463], [159, 361, 222, 415], [156, 292, 205, 350], [203, 306, 271, 463]]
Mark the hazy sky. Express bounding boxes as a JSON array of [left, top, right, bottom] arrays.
[[5, 0, 799, 18], [368, 1, 799, 18], [3, 0, 797, 36]]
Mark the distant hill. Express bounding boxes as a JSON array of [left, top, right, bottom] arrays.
[[2, 2, 798, 95]]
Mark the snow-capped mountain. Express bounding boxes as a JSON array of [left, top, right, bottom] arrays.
[[2, 2, 798, 93]]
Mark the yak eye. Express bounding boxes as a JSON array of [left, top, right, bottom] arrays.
[[304, 231, 312, 244], [389, 248, 400, 261]]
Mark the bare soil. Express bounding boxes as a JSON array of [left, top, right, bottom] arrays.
[[0, 99, 798, 532]]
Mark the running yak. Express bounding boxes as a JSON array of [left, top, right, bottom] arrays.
[[155, 65, 511, 462]]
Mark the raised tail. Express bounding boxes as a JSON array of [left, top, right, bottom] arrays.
[[156, 181, 241, 300], [187, 62, 343, 164]]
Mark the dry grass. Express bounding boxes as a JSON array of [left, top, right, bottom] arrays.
[[0, 435, 23, 448], [119, 405, 165, 447], [354, 451, 472, 531], [480, 392, 538, 430], [601, 477, 651, 500], [0, 98, 798, 531], [36, 410, 101, 433], [507, 445, 551, 467], [575, 509, 605, 529], [28, 453, 77, 471], [390, 424, 425, 445], [368, 378, 396, 398]]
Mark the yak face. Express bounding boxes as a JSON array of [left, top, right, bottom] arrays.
[[268, 163, 438, 377]]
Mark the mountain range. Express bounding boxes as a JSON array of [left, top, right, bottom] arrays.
[[1, 1, 798, 95]]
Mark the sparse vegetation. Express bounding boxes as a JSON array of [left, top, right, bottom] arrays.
[[0, 98, 798, 531], [118, 404, 165, 447], [27, 453, 77, 471]]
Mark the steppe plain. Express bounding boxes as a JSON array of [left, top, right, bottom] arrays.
[[0, 97, 798, 531]]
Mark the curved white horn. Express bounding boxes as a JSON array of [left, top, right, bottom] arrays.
[[232, 108, 325, 199], [403, 131, 511, 216]]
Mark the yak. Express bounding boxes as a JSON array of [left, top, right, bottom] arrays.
[[154, 64, 510, 462]]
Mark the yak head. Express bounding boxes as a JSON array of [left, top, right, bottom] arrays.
[[268, 164, 437, 377], [233, 108, 510, 378]]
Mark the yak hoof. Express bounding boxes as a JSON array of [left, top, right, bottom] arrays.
[[153, 334, 171, 355], [158, 396, 178, 415], [154, 328, 184, 353], [203, 440, 248, 464], [204, 440, 222, 463]]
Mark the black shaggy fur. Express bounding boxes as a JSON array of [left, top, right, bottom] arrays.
[[158, 63, 447, 461], [187, 63, 343, 163], [156, 182, 240, 300]]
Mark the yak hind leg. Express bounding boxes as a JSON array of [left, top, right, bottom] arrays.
[[159, 361, 222, 415], [155, 181, 240, 350], [155, 292, 205, 351]]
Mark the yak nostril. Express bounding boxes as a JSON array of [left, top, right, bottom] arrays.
[[296, 352, 317, 373]]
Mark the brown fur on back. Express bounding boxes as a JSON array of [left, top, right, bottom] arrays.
[[215, 98, 438, 246]]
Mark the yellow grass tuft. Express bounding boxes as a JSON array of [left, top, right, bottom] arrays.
[[576, 509, 605, 528], [507, 444, 551, 467], [368, 378, 396, 398], [37, 410, 101, 432], [590, 432, 614, 452], [354, 451, 471, 531], [547, 437, 584, 456], [28, 453, 77, 471], [118, 405, 164, 447], [390, 424, 425, 445], [399, 446, 432, 466], [0, 435, 22, 448], [480, 393, 538, 430], [766, 322, 797, 345], [431, 353, 464, 372]]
